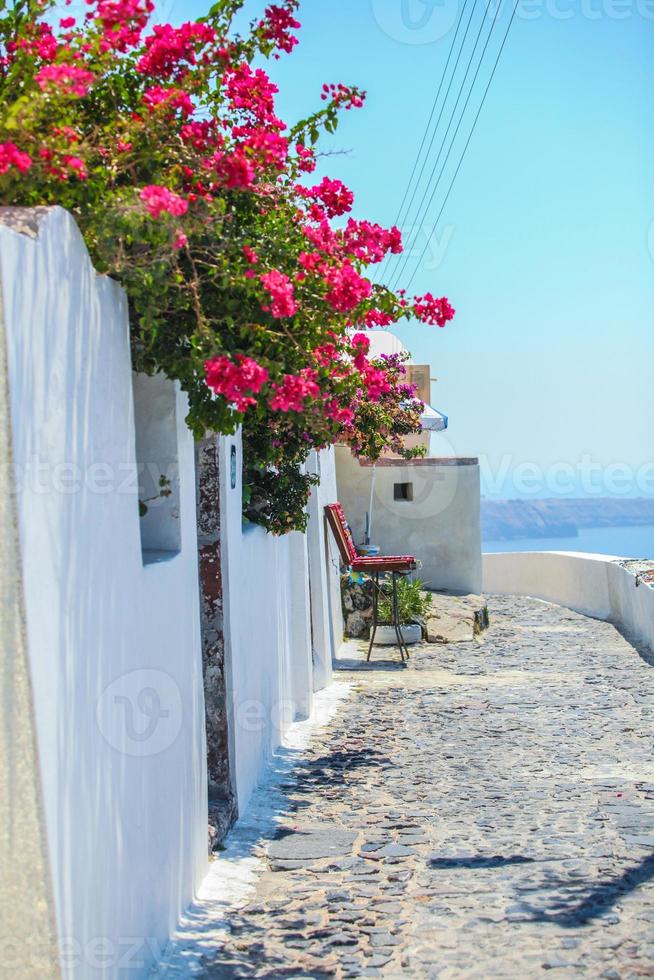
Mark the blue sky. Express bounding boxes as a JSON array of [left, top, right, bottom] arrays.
[[182, 0, 653, 497]]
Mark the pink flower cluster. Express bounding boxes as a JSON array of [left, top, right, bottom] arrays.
[[205, 354, 270, 412], [363, 366, 391, 402], [225, 64, 280, 127], [413, 293, 455, 327], [36, 64, 95, 98], [143, 86, 194, 117], [343, 219, 402, 264], [260, 269, 297, 318], [136, 21, 216, 78], [295, 143, 316, 173], [350, 332, 370, 371], [269, 368, 320, 412], [308, 177, 354, 218], [139, 184, 188, 218], [180, 120, 221, 151], [320, 83, 365, 109], [92, 0, 155, 53], [208, 149, 255, 189], [0, 142, 32, 175], [324, 262, 371, 313], [8, 22, 58, 62], [231, 125, 289, 170], [259, 3, 301, 55], [301, 219, 338, 255], [364, 309, 396, 328]]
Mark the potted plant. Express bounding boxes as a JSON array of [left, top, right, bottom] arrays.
[[374, 577, 432, 646]]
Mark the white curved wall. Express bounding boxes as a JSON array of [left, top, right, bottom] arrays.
[[483, 551, 654, 653]]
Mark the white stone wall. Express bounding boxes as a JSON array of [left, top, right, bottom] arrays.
[[335, 447, 482, 595], [0, 208, 207, 979], [483, 551, 654, 654], [219, 434, 342, 813]]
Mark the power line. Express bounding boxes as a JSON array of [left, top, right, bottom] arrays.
[[391, 0, 473, 233], [390, 0, 505, 291], [403, 0, 521, 292], [376, 0, 479, 284]]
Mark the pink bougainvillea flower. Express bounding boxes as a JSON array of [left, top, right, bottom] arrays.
[[136, 21, 216, 78], [320, 82, 365, 110], [63, 155, 88, 179], [36, 64, 95, 98], [139, 185, 188, 218], [232, 126, 289, 170], [269, 368, 320, 412], [324, 262, 371, 313], [343, 219, 402, 264], [308, 176, 354, 218], [0, 142, 32, 175], [209, 149, 256, 189], [363, 366, 391, 402], [258, 2, 301, 55], [205, 354, 269, 413], [172, 230, 188, 250], [295, 142, 316, 173], [350, 332, 370, 371], [260, 269, 297, 318], [364, 309, 396, 328], [92, 0, 155, 53], [413, 293, 455, 327], [225, 63, 279, 126], [302, 219, 339, 256], [324, 398, 354, 425], [142, 85, 194, 117]]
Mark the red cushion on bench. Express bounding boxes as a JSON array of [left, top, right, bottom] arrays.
[[324, 503, 417, 571]]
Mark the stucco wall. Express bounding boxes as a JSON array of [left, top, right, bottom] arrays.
[[219, 434, 342, 812], [335, 447, 482, 594], [0, 208, 207, 979], [483, 551, 654, 654], [0, 220, 61, 979], [306, 447, 343, 691]]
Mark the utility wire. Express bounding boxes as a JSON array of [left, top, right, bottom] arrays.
[[390, 0, 473, 233], [390, 0, 504, 291], [377, 0, 479, 284], [403, 0, 521, 292]]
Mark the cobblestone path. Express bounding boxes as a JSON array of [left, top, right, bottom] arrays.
[[199, 596, 654, 979]]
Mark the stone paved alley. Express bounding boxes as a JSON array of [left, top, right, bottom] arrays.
[[165, 595, 654, 979]]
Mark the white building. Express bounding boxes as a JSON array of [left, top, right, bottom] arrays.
[[335, 331, 482, 595]]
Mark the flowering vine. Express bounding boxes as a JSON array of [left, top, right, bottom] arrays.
[[0, 0, 455, 533]]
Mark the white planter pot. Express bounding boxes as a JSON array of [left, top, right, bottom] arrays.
[[373, 623, 422, 646]]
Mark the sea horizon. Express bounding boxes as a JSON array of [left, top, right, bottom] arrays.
[[483, 523, 654, 560]]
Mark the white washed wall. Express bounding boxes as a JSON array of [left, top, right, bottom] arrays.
[[483, 551, 654, 654], [219, 433, 342, 812], [0, 208, 207, 979]]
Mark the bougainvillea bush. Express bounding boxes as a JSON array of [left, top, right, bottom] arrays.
[[0, 0, 454, 533]]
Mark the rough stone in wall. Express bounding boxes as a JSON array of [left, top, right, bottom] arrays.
[[195, 435, 237, 849], [341, 574, 375, 638]]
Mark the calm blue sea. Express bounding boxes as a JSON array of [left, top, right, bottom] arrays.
[[483, 524, 654, 559]]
